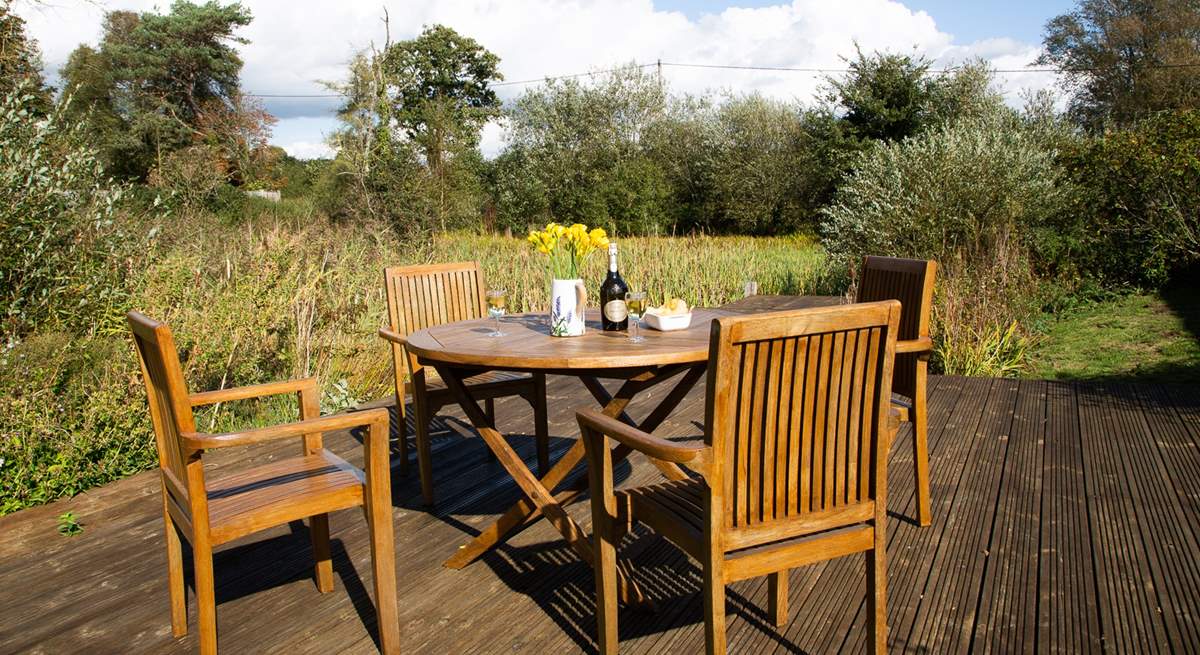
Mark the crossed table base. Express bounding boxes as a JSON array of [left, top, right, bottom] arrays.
[[432, 361, 706, 608], [404, 300, 840, 610]]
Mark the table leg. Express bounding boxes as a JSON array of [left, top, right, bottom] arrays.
[[579, 365, 706, 482], [441, 364, 705, 572], [436, 365, 651, 607]]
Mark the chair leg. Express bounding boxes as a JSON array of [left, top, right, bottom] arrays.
[[366, 472, 401, 654], [310, 513, 334, 593], [866, 528, 888, 654], [532, 374, 550, 476], [163, 506, 187, 637], [193, 536, 217, 655], [395, 392, 409, 477], [768, 570, 788, 628], [593, 499, 619, 655], [483, 398, 498, 463], [703, 552, 727, 655], [413, 386, 436, 506], [913, 364, 932, 527]]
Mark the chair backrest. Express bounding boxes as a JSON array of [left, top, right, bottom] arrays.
[[857, 256, 936, 399], [383, 262, 487, 376], [704, 301, 899, 548], [127, 312, 197, 498]]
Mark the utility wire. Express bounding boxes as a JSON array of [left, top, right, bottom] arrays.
[[492, 63, 658, 87], [659, 60, 1200, 74], [241, 59, 1200, 98]]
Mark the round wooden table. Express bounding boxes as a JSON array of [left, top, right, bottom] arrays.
[[405, 297, 842, 607]]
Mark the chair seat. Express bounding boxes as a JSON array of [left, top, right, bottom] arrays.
[[619, 477, 707, 559], [207, 450, 365, 545], [408, 368, 533, 393]]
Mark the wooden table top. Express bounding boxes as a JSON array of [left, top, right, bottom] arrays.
[[406, 296, 843, 371], [405, 308, 717, 370]]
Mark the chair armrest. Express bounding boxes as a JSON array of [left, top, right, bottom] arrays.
[[182, 407, 390, 450], [576, 408, 705, 464], [378, 327, 407, 347], [896, 337, 933, 354], [189, 378, 318, 407]]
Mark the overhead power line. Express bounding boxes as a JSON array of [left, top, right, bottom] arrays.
[[659, 60, 1200, 75], [242, 59, 1200, 98], [492, 63, 658, 87]]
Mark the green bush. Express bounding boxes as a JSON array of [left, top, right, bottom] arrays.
[[821, 108, 1066, 267], [0, 85, 128, 340], [820, 107, 1070, 375], [1056, 109, 1200, 287], [0, 334, 155, 514]]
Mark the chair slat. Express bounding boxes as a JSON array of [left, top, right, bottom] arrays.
[[128, 315, 196, 490], [858, 256, 936, 400], [383, 262, 490, 377], [713, 303, 900, 539]]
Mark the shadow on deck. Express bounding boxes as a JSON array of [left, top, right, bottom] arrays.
[[2, 375, 1199, 653]]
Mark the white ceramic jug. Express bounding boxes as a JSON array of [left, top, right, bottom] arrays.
[[549, 278, 587, 337]]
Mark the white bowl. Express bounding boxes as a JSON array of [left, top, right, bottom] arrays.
[[642, 311, 692, 331]]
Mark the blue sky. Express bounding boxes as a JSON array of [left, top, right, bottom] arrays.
[[655, 0, 1076, 44], [21, 0, 1077, 159]]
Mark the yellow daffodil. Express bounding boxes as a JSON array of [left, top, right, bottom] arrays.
[[528, 221, 609, 279]]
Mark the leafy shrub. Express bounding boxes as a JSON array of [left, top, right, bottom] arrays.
[[1055, 109, 1200, 287], [0, 334, 155, 514], [0, 85, 127, 341], [935, 320, 1031, 378], [821, 108, 1066, 267], [148, 144, 228, 209], [821, 107, 1069, 375]]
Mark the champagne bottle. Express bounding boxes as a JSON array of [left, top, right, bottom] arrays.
[[600, 242, 629, 331]]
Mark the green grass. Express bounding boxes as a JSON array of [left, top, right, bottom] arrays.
[[1026, 286, 1200, 384]]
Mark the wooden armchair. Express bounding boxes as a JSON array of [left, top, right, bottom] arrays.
[[580, 301, 902, 654], [378, 262, 549, 505], [127, 312, 399, 655], [857, 255, 937, 526]]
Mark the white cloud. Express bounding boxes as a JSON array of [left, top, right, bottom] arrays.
[[16, 0, 1060, 159], [280, 139, 334, 159]]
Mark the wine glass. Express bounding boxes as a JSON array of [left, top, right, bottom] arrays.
[[625, 291, 646, 344], [486, 289, 507, 337]]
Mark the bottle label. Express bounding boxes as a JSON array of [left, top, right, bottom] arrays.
[[604, 299, 628, 322]]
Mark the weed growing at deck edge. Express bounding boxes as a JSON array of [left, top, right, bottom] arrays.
[[57, 512, 83, 537]]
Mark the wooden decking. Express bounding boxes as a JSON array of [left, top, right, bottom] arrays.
[[2, 375, 1199, 653]]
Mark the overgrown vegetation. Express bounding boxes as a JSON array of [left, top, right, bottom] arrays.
[[0, 84, 127, 341], [0, 203, 835, 514]]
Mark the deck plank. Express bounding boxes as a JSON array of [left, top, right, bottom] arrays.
[[1077, 382, 1172, 651], [1036, 380, 1102, 653], [973, 379, 1046, 654]]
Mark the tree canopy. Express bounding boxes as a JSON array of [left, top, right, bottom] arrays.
[[325, 24, 502, 232], [1039, 0, 1200, 129], [0, 4, 49, 109], [60, 1, 254, 180]]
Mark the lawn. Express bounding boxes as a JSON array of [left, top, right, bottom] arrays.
[[1027, 286, 1200, 384]]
